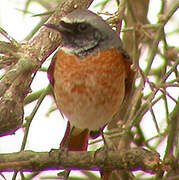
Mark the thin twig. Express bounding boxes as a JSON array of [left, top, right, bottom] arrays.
[[12, 85, 50, 180], [0, 27, 18, 46], [144, 2, 179, 76]]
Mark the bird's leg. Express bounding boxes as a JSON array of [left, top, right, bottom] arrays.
[[100, 128, 109, 150], [93, 127, 109, 159]]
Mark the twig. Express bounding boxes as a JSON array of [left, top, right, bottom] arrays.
[[106, 0, 126, 25], [12, 85, 50, 180], [149, 105, 160, 134], [0, 27, 18, 46], [24, 86, 51, 105], [144, 1, 179, 76], [22, 85, 51, 150]]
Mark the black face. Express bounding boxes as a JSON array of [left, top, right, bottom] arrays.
[[58, 21, 103, 57]]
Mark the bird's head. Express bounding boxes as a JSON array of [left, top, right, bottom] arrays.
[[45, 9, 122, 58]]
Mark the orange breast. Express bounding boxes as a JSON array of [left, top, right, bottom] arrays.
[[53, 49, 127, 130]]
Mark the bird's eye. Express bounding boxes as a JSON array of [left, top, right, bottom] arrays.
[[77, 23, 88, 32]]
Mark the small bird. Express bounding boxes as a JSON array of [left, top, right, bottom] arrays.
[[45, 9, 134, 180]]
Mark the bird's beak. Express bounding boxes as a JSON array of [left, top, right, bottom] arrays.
[[44, 23, 64, 32], [44, 21, 72, 33]]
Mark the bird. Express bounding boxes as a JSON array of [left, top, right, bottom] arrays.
[[45, 9, 135, 180]]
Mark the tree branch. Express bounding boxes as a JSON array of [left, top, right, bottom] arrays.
[[0, 148, 162, 173]]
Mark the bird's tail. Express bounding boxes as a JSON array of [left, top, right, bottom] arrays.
[[60, 121, 89, 151], [101, 171, 112, 180]]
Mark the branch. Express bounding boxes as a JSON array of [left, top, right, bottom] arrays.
[[144, 1, 179, 75], [0, 148, 162, 173]]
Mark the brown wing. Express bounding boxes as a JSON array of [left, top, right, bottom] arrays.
[[124, 56, 135, 99], [118, 48, 135, 99]]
